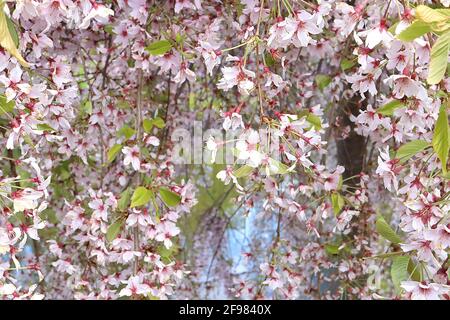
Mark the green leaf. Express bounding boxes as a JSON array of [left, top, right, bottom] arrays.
[[396, 140, 430, 162], [432, 105, 449, 173], [415, 5, 448, 24], [104, 25, 115, 35], [152, 117, 165, 129], [79, 82, 89, 89], [0, 94, 14, 115], [397, 20, 432, 41], [35, 123, 56, 132], [442, 171, 450, 179], [143, 119, 154, 133], [107, 144, 123, 163], [0, 4, 28, 67], [118, 125, 136, 140], [340, 58, 356, 71], [391, 256, 410, 293], [143, 117, 165, 133], [388, 21, 400, 35], [117, 99, 130, 109], [408, 260, 422, 282], [427, 31, 449, 85], [5, 15, 18, 47], [435, 9, 450, 18], [188, 92, 196, 110], [82, 100, 93, 115], [306, 113, 322, 130], [106, 220, 124, 242], [264, 52, 276, 67], [130, 186, 153, 208], [377, 100, 404, 116], [159, 187, 181, 207], [331, 193, 345, 215], [232, 165, 254, 178], [376, 216, 402, 244], [315, 74, 332, 91], [146, 40, 172, 55], [118, 188, 132, 211], [325, 244, 340, 255], [267, 158, 292, 175]]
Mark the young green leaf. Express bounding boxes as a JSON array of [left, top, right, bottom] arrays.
[[146, 40, 172, 55], [377, 100, 404, 116], [104, 25, 115, 35], [35, 123, 56, 132], [143, 117, 165, 133], [397, 20, 431, 41], [325, 243, 340, 255], [82, 100, 93, 115], [232, 165, 254, 178], [159, 187, 181, 207], [427, 31, 449, 85], [118, 187, 132, 211], [267, 158, 292, 175], [0, 94, 14, 115], [152, 117, 165, 129], [0, 4, 28, 67], [143, 119, 154, 133], [340, 58, 356, 71], [415, 5, 448, 24], [5, 15, 18, 47], [118, 125, 136, 140], [331, 193, 345, 215], [376, 216, 402, 244], [315, 74, 332, 91], [432, 105, 449, 173], [306, 113, 322, 130], [107, 144, 123, 163], [106, 219, 124, 242], [396, 140, 430, 162], [130, 186, 153, 208], [391, 256, 410, 293]]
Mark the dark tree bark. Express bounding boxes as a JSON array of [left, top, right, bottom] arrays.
[[336, 96, 366, 187]]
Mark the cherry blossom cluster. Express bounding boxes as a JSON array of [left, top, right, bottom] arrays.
[[0, 0, 449, 301]]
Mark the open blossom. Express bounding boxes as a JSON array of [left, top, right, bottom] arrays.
[[174, 0, 197, 14], [205, 136, 220, 163], [267, 17, 291, 49], [173, 62, 196, 84], [122, 146, 140, 171], [334, 209, 359, 232], [352, 105, 390, 132], [197, 40, 221, 75], [217, 55, 255, 95], [235, 130, 264, 168], [155, 221, 180, 249], [0, 65, 31, 101], [119, 275, 151, 297], [322, 166, 344, 191], [12, 188, 44, 212], [375, 147, 400, 192], [79, 3, 114, 29], [50, 58, 72, 88], [386, 74, 428, 101], [216, 166, 243, 190], [0, 0, 448, 302], [346, 67, 382, 97], [285, 11, 322, 48], [221, 109, 244, 131], [360, 19, 393, 49], [424, 225, 450, 249], [401, 281, 449, 300]]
